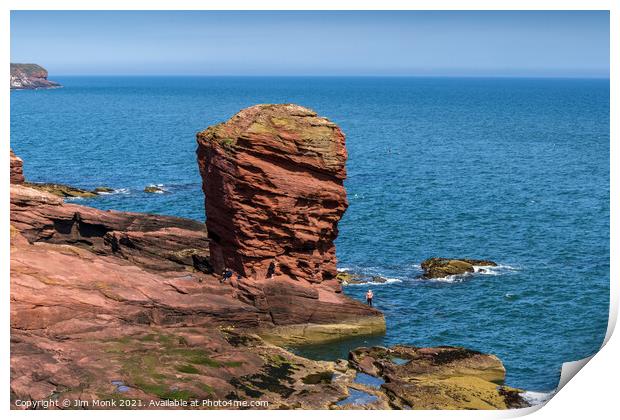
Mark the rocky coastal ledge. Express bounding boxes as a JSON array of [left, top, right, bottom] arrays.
[[10, 105, 529, 409], [10, 63, 61, 90]]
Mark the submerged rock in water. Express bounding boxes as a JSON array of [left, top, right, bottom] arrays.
[[144, 185, 165, 194], [336, 388, 379, 407], [10, 63, 61, 90], [420, 257, 497, 279], [337, 271, 389, 285], [94, 186, 115, 193]]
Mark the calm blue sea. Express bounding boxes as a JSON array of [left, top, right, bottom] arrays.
[[10, 76, 609, 392]]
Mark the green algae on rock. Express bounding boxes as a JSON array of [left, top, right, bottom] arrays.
[[24, 182, 99, 198], [420, 257, 497, 279], [348, 345, 528, 410]]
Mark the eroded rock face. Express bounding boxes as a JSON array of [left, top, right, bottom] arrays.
[[197, 104, 348, 283], [10, 182, 383, 340], [10, 184, 212, 274], [10, 63, 61, 90], [420, 258, 497, 279], [10, 149, 24, 184]]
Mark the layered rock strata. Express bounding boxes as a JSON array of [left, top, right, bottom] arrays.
[[10, 184, 212, 274], [196, 104, 347, 283], [10, 148, 383, 342], [196, 104, 383, 341]]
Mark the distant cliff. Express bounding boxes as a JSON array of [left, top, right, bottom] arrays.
[[10, 63, 61, 89]]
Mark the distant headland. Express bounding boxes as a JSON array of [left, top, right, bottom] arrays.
[[10, 63, 61, 90]]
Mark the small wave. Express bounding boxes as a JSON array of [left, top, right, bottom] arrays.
[[423, 274, 466, 284], [343, 278, 403, 286], [97, 188, 130, 195], [145, 184, 169, 194], [472, 264, 520, 276], [520, 390, 554, 406]]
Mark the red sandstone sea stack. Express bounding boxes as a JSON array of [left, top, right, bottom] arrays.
[[197, 104, 348, 283]]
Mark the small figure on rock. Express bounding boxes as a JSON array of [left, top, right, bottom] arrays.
[[220, 267, 233, 284], [366, 289, 374, 307], [266, 261, 277, 279]]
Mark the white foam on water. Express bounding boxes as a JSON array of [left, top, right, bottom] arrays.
[[520, 390, 555, 406], [423, 274, 468, 283], [473, 264, 519, 276], [145, 184, 168, 194], [97, 188, 130, 195], [342, 277, 403, 286]]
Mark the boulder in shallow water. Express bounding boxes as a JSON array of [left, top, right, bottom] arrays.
[[420, 258, 497, 279], [144, 185, 165, 194], [337, 271, 389, 285], [94, 186, 115, 193]]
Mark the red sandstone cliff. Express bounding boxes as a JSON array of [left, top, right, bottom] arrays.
[[196, 104, 348, 283], [10, 149, 24, 184], [10, 147, 383, 341]]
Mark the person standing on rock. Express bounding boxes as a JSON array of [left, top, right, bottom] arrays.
[[220, 267, 233, 284], [366, 289, 374, 307], [266, 261, 277, 279]]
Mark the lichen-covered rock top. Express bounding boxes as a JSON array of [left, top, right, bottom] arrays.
[[197, 104, 347, 177], [196, 104, 349, 283]]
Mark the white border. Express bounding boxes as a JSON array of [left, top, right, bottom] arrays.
[[3, 1, 616, 419]]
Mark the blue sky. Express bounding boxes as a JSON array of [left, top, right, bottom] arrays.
[[10, 11, 609, 77]]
